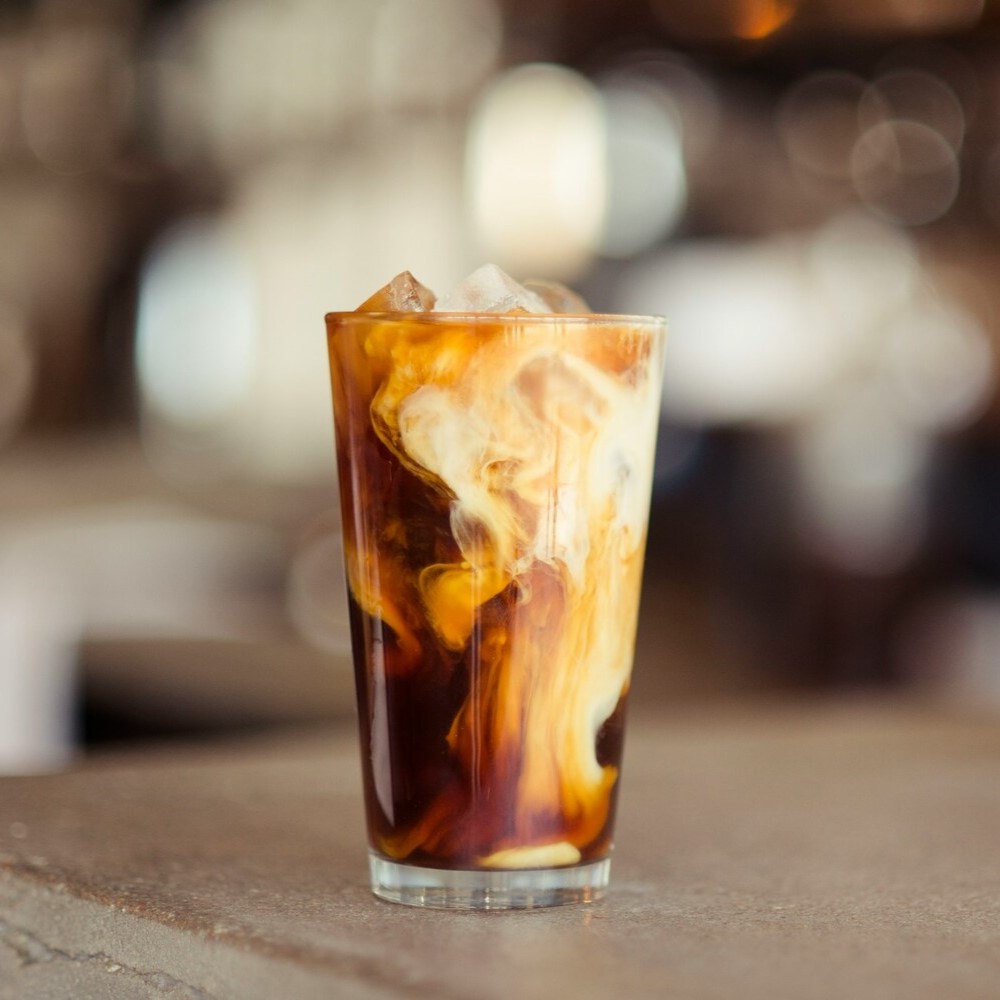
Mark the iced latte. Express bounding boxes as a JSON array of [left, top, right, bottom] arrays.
[[326, 266, 664, 908]]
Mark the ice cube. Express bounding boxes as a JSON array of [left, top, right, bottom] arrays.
[[522, 278, 591, 314], [356, 271, 436, 312], [435, 264, 552, 314]]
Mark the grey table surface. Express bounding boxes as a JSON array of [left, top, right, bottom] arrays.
[[1, 698, 999, 1000]]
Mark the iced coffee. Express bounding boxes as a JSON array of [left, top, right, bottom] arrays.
[[325, 266, 665, 908]]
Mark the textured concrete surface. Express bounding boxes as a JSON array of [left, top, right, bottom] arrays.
[[1, 700, 999, 999]]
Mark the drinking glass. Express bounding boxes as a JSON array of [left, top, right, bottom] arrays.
[[325, 310, 665, 909]]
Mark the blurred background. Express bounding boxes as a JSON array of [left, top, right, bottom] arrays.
[[1, 0, 999, 772]]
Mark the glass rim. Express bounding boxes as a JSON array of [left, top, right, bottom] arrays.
[[325, 310, 666, 326]]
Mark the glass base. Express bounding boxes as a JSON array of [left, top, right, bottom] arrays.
[[368, 854, 610, 910]]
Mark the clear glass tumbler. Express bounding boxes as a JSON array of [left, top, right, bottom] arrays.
[[325, 310, 665, 909]]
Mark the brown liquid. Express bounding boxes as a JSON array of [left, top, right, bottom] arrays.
[[327, 313, 662, 870]]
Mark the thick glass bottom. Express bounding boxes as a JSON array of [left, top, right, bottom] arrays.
[[368, 854, 610, 910]]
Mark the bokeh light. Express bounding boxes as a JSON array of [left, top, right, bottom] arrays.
[[286, 515, 352, 654], [859, 69, 965, 153], [372, 0, 502, 109], [621, 54, 721, 173], [182, 0, 376, 170], [882, 296, 993, 431], [136, 216, 259, 454], [163, 0, 500, 169], [886, 0, 984, 33], [777, 72, 870, 182], [0, 0, 998, 746], [468, 63, 605, 279], [619, 208, 994, 440], [734, 0, 797, 40], [873, 42, 980, 130], [806, 212, 918, 332], [795, 390, 929, 576], [851, 120, 959, 225], [827, 0, 984, 34], [900, 594, 1000, 706], [597, 76, 687, 257], [622, 238, 845, 424], [650, 0, 798, 43], [20, 25, 134, 173]]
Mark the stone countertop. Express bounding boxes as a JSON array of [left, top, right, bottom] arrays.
[[1, 700, 999, 1000]]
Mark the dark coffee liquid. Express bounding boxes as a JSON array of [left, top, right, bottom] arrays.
[[348, 589, 627, 868]]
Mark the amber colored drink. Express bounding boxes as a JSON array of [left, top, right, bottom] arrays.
[[326, 309, 665, 908]]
